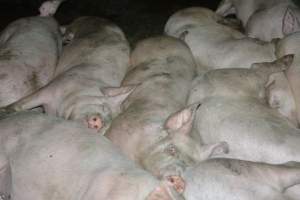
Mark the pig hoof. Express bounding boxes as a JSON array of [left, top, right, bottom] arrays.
[[87, 115, 103, 131], [166, 175, 185, 194], [0, 193, 9, 200], [39, 1, 57, 16]]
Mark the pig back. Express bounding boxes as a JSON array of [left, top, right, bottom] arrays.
[[107, 36, 196, 162], [54, 17, 130, 87]]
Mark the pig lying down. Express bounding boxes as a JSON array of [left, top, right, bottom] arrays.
[[164, 7, 276, 72], [183, 158, 300, 200], [216, 0, 300, 41], [2, 17, 131, 133], [106, 36, 229, 193], [188, 55, 300, 164], [0, 111, 184, 200], [0, 16, 62, 107]]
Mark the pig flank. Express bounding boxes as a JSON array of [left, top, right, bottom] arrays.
[[189, 55, 300, 164], [0, 111, 184, 200], [2, 17, 131, 133], [164, 7, 276, 73], [0, 16, 62, 107]]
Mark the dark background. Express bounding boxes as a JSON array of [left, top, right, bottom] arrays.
[[0, 0, 221, 44]]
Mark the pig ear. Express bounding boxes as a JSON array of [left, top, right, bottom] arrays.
[[274, 54, 294, 70], [251, 54, 294, 72], [101, 85, 137, 114], [165, 103, 200, 136], [282, 7, 298, 35], [215, 0, 235, 16]]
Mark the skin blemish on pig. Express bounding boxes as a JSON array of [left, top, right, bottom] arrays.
[[27, 71, 40, 90], [0, 74, 8, 80], [0, 49, 15, 60]]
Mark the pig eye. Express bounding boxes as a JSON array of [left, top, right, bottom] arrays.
[[164, 144, 177, 156]]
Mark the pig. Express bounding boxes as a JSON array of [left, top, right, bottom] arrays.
[[0, 111, 185, 200], [0, 16, 62, 107], [188, 55, 300, 164], [2, 17, 131, 133], [215, 0, 294, 27], [39, 0, 67, 16], [216, 0, 300, 41], [246, 4, 300, 41], [276, 32, 300, 128], [188, 54, 294, 104], [106, 36, 229, 192], [191, 97, 300, 164], [164, 7, 276, 72], [183, 158, 300, 200], [187, 53, 298, 126]]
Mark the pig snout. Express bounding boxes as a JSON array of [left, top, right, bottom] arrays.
[[86, 114, 103, 131]]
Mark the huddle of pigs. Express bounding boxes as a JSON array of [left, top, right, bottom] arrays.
[[0, 0, 300, 199]]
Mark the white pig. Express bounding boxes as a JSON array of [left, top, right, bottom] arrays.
[[2, 17, 131, 133], [183, 159, 300, 200], [246, 3, 300, 41], [216, 0, 294, 26], [106, 36, 229, 194], [188, 55, 300, 164], [0, 16, 62, 107], [216, 0, 300, 41], [164, 7, 276, 72], [0, 111, 184, 200]]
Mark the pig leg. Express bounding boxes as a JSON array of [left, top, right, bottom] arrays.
[[284, 185, 300, 200], [3, 86, 54, 114], [215, 0, 236, 16], [39, 0, 63, 17], [0, 155, 10, 200], [253, 162, 300, 192]]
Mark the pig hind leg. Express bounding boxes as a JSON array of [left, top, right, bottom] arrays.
[[0, 155, 11, 200], [4, 86, 53, 114]]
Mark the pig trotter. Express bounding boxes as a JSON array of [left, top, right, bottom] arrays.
[[0, 193, 9, 200]]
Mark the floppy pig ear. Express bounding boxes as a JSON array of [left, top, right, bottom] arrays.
[[165, 103, 200, 136], [283, 7, 298, 35], [101, 85, 137, 114]]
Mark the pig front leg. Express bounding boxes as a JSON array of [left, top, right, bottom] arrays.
[[0, 154, 10, 200], [1, 85, 54, 115], [39, 0, 65, 16]]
